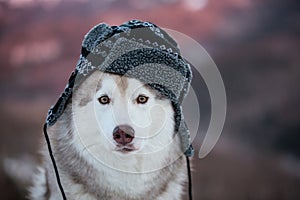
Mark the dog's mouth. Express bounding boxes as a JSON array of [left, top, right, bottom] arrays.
[[115, 144, 136, 153]]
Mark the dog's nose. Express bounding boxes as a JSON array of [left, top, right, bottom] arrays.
[[113, 125, 135, 145]]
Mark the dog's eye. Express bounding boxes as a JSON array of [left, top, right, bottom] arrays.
[[98, 95, 110, 104], [136, 95, 149, 104]]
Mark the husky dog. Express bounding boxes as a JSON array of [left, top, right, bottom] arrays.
[[29, 20, 194, 200], [29, 71, 188, 200]]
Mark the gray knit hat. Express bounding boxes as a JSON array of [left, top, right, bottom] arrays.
[[46, 20, 194, 157]]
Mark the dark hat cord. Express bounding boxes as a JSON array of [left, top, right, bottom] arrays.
[[43, 123, 67, 200], [186, 156, 193, 200], [43, 123, 192, 200]]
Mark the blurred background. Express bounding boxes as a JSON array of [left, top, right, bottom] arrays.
[[0, 0, 299, 199]]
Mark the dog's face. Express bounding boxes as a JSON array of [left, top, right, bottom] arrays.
[[71, 71, 178, 171]]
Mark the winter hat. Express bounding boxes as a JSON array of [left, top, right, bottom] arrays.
[[46, 20, 194, 157]]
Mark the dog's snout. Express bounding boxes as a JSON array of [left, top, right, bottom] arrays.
[[113, 125, 135, 145]]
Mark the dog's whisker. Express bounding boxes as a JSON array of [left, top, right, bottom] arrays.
[[79, 142, 101, 155]]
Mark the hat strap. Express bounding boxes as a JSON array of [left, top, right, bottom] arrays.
[[43, 123, 67, 200]]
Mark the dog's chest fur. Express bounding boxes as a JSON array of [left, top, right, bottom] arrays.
[[30, 146, 187, 200]]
